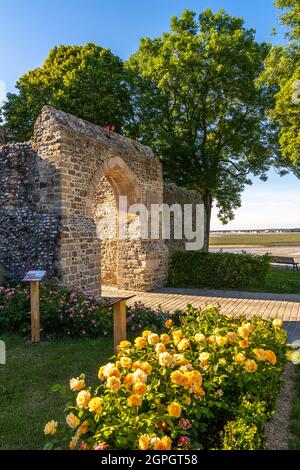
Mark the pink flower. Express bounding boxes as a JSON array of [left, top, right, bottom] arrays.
[[94, 442, 109, 450], [178, 436, 191, 449], [179, 418, 192, 430]]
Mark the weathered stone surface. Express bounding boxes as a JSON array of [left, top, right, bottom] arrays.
[[0, 143, 60, 281], [0, 106, 203, 295]]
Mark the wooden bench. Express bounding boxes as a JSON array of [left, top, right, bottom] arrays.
[[271, 256, 299, 270]]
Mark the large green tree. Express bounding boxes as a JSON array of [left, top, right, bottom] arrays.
[[126, 9, 284, 249], [1, 43, 132, 141], [259, 0, 300, 165]]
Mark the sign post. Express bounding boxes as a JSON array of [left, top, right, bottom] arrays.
[[110, 295, 135, 355], [23, 271, 46, 343]]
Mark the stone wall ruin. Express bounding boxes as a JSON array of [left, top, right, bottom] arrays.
[[0, 106, 203, 294]]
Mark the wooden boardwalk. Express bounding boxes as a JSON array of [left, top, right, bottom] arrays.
[[102, 287, 300, 321]]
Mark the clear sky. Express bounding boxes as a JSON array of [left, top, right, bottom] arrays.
[[0, 0, 299, 230]]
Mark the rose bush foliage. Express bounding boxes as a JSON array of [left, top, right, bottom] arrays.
[[44, 305, 286, 450], [0, 284, 169, 337]]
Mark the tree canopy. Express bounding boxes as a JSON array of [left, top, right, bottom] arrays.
[[259, 0, 300, 166], [1, 43, 132, 141], [126, 9, 285, 246], [276, 0, 300, 40]]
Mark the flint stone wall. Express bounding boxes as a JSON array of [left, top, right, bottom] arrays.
[[0, 143, 60, 282]]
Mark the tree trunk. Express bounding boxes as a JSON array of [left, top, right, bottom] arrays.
[[200, 189, 213, 252]]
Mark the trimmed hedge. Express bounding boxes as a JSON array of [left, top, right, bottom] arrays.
[[168, 250, 271, 289]]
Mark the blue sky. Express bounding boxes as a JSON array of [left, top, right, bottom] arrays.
[[0, 0, 299, 229]]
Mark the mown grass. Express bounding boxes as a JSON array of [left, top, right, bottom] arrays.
[[210, 232, 300, 247], [245, 268, 300, 295], [289, 364, 300, 450], [0, 334, 113, 450]]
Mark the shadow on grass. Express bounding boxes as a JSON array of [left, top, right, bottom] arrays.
[[0, 334, 113, 450]]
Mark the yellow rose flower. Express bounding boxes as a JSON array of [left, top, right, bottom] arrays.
[[98, 366, 105, 381], [171, 370, 186, 386], [140, 362, 153, 375], [194, 333, 206, 343], [186, 370, 203, 386], [106, 367, 121, 378], [239, 339, 250, 349], [119, 340, 131, 350], [148, 333, 160, 345], [207, 335, 216, 344], [159, 352, 173, 367], [153, 436, 172, 450], [155, 342, 167, 354], [193, 384, 206, 397], [173, 354, 188, 365], [133, 368, 148, 383], [103, 362, 116, 378], [177, 338, 190, 351], [135, 336, 147, 349], [172, 330, 184, 345], [66, 413, 80, 429], [218, 358, 227, 365], [44, 420, 58, 435], [272, 319, 283, 329], [244, 359, 257, 373], [132, 361, 142, 371], [182, 394, 192, 405], [123, 373, 134, 389], [76, 420, 89, 437], [69, 377, 85, 392], [88, 397, 104, 414], [119, 356, 132, 368], [199, 352, 210, 362], [106, 376, 121, 393], [253, 348, 266, 361], [69, 435, 79, 450], [76, 390, 91, 409], [133, 382, 147, 395], [142, 330, 152, 338], [139, 434, 150, 450], [238, 323, 254, 339], [264, 350, 277, 365], [227, 332, 239, 343], [167, 401, 182, 418], [160, 333, 171, 345], [216, 336, 228, 347], [127, 394, 142, 407], [234, 353, 246, 363], [165, 319, 173, 329]]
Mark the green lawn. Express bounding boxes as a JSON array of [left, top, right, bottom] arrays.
[[0, 335, 113, 450], [289, 364, 300, 450], [210, 232, 300, 247], [207, 268, 300, 295], [249, 268, 300, 295]]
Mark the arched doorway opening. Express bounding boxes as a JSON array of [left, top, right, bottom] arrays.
[[86, 156, 141, 291]]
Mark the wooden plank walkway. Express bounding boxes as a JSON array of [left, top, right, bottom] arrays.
[[101, 287, 300, 321]]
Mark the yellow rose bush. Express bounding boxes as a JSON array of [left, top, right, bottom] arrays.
[[44, 305, 286, 450]]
